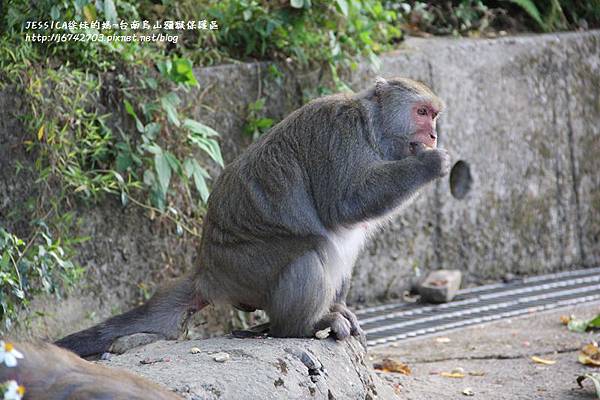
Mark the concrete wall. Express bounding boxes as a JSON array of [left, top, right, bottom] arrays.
[[346, 32, 600, 301], [1, 31, 598, 338], [184, 31, 600, 303]]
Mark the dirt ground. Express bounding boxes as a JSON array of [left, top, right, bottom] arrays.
[[369, 301, 600, 400]]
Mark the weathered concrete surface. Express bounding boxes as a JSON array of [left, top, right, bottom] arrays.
[[0, 87, 231, 340], [347, 31, 600, 302], [99, 336, 397, 399], [1, 31, 598, 339], [370, 301, 600, 400]]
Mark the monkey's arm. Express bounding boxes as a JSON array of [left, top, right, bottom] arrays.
[[341, 148, 450, 223]]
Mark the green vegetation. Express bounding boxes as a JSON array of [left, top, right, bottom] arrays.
[[0, 224, 83, 332], [392, 1, 600, 37], [1, 0, 598, 332], [1, 0, 227, 331], [506, 0, 600, 32]]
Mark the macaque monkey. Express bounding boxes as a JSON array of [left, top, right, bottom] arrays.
[[56, 77, 449, 357], [0, 341, 181, 399]]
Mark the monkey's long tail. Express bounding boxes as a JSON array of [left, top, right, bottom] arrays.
[[55, 275, 207, 357]]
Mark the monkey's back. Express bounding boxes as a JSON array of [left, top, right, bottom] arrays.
[[195, 92, 378, 308]]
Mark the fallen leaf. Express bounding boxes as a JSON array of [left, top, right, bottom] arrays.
[[568, 313, 600, 333], [435, 337, 451, 344], [531, 356, 556, 365], [37, 125, 45, 141], [373, 358, 411, 375], [576, 373, 600, 399], [559, 315, 571, 325], [582, 343, 600, 356], [579, 354, 600, 367], [579, 343, 600, 367], [569, 319, 591, 333], [440, 372, 465, 378]]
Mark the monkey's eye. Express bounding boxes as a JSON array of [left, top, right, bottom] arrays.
[[417, 107, 428, 116]]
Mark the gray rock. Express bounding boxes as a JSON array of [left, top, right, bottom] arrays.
[[417, 269, 463, 303], [99, 336, 398, 400], [212, 351, 230, 362]]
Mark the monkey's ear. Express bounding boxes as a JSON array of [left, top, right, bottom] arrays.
[[375, 76, 389, 94]]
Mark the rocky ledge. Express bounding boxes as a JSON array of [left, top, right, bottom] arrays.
[[99, 336, 397, 400]]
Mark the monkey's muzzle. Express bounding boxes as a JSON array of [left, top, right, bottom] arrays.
[[409, 141, 434, 155]]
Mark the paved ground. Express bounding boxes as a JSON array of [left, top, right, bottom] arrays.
[[369, 301, 600, 399]]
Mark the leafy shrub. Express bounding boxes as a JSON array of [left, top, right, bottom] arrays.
[[507, 0, 600, 31], [0, 224, 82, 332]]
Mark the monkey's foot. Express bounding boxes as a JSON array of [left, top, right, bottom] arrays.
[[331, 304, 365, 337], [316, 304, 367, 348], [231, 322, 270, 338], [109, 333, 166, 354]]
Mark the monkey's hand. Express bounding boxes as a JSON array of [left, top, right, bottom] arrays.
[[414, 144, 451, 178]]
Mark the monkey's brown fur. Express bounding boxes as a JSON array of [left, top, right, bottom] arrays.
[[56, 77, 450, 357], [0, 341, 181, 399]]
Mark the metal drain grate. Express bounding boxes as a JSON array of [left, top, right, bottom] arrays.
[[357, 267, 600, 348]]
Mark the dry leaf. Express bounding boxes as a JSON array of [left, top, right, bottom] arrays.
[[440, 372, 466, 378], [579, 354, 600, 367], [373, 358, 412, 375], [560, 315, 571, 325], [531, 356, 556, 365], [579, 343, 600, 367], [582, 343, 600, 356]]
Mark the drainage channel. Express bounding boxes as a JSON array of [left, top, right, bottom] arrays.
[[357, 267, 600, 348]]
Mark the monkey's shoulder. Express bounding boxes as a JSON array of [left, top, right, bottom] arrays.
[[303, 93, 370, 118]]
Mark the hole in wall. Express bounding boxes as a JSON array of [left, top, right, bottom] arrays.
[[449, 160, 473, 200]]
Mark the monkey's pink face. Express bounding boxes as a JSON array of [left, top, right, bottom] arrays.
[[410, 102, 440, 150]]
